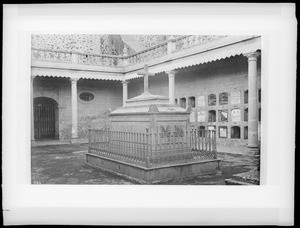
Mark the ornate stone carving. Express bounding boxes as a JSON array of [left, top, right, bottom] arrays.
[[32, 49, 72, 63], [174, 35, 227, 52]]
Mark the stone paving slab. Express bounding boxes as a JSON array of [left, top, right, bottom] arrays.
[[31, 144, 260, 185]]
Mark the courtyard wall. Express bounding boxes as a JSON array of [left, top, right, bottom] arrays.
[[128, 55, 261, 147], [33, 77, 122, 139]]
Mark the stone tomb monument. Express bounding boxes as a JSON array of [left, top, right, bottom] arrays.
[[86, 65, 221, 184]]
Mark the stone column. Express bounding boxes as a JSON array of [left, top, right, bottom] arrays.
[[31, 76, 35, 141], [166, 70, 177, 105], [244, 51, 260, 156], [122, 80, 129, 106], [70, 78, 79, 140]]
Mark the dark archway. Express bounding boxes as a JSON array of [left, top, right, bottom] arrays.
[[34, 97, 59, 140]]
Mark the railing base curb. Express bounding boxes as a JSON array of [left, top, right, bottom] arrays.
[[86, 152, 221, 184]]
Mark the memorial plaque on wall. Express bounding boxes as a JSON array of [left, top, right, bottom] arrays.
[[218, 110, 228, 122], [219, 126, 227, 138], [231, 91, 241, 104], [208, 125, 215, 131], [197, 111, 205, 122], [190, 111, 196, 122], [231, 109, 241, 122], [197, 95, 205, 107]]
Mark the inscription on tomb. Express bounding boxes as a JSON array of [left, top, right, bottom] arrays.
[[159, 124, 185, 139], [231, 109, 241, 122], [197, 111, 206, 122], [190, 111, 196, 122], [197, 95, 205, 107], [231, 91, 241, 104]]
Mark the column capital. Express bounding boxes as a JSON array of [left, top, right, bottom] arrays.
[[165, 70, 177, 77], [31, 75, 36, 82], [243, 51, 261, 61], [122, 80, 129, 85], [70, 78, 79, 83]]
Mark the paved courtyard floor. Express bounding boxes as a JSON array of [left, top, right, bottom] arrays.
[[31, 143, 259, 185]]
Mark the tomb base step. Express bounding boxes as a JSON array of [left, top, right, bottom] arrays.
[[86, 153, 221, 184]]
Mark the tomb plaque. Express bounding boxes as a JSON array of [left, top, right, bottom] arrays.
[[190, 111, 196, 122], [231, 109, 241, 122], [219, 110, 228, 122], [197, 111, 205, 122], [197, 95, 205, 107], [208, 125, 215, 131], [219, 126, 227, 138], [231, 91, 241, 104]]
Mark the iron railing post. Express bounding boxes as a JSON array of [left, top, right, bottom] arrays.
[[213, 130, 218, 159], [88, 129, 91, 145], [146, 128, 150, 168]]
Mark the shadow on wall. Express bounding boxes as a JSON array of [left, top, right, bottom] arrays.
[[59, 111, 110, 140]]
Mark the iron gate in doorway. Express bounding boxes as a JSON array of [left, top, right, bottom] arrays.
[[34, 97, 58, 140]]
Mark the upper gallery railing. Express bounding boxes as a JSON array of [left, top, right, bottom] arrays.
[[31, 35, 227, 68]]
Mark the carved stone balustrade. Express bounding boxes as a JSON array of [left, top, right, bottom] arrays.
[[31, 35, 229, 68], [76, 53, 121, 67], [174, 35, 228, 52], [31, 48, 72, 63], [126, 42, 168, 66]]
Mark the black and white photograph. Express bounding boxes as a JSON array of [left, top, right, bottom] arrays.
[[3, 3, 296, 226], [30, 34, 261, 185]]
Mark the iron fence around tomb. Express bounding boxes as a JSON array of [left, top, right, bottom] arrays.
[[88, 128, 217, 168]]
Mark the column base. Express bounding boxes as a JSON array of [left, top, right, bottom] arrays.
[[247, 146, 260, 157]]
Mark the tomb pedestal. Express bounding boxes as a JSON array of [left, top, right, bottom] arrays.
[[109, 92, 190, 141], [86, 91, 220, 184]]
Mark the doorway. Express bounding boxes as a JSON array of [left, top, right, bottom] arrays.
[[34, 97, 59, 140]]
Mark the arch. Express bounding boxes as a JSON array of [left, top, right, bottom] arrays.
[[244, 126, 248, 139], [219, 92, 228, 105], [244, 108, 248, 122], [198, 126, 206, 137], [180, 97, 186, 108], [244, 90, 248, 104], [231, 126, 241, 139], [208, 110, 216, 122], [33, 94, 59, 105], [208, 94, 216, 106], [34, 97, 59, 140], [188, 96, 195, 108]]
